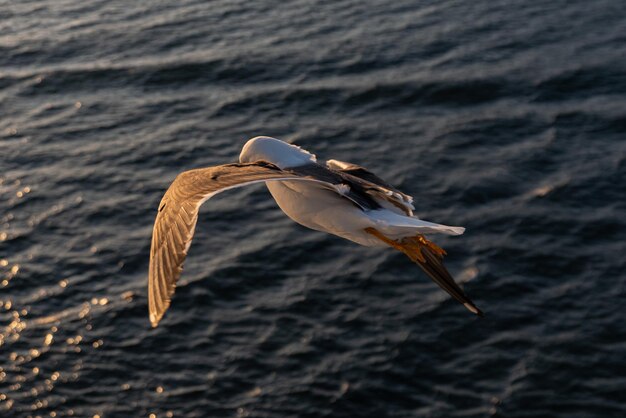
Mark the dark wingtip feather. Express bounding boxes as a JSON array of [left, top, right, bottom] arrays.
[[464, 302, 485, 317], [412, 238, 483, 318]]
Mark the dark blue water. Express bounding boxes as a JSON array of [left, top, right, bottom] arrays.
[[2, 0, 625, 417]]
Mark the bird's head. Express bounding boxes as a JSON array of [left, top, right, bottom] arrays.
[[239, 136, 316, 169]]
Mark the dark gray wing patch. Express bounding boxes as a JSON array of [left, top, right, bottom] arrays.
[[327, 159, 401, 192], [326, 159, 415, 216], [286, 163, 382, 211]]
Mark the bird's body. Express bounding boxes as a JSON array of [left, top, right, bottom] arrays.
[[266, 180, 379, 247], [148, 136, 482, 327], [243, 136, 463, 246]]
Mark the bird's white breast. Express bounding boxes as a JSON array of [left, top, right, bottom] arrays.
[[265, 180, 386, 247]]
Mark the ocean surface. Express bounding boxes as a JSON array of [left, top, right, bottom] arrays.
[[1, 0, 625, 417]]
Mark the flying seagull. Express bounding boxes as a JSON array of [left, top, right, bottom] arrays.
[[148, 136, 482, 327]]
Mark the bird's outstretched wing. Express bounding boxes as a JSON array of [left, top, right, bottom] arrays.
[[148, 161, 328, 327]]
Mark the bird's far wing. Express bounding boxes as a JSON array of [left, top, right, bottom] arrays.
[[326, 159, 415, 216], [148, 161, 325, 327]]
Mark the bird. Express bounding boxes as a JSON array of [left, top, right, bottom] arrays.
[[148, 136, 482, 327]]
